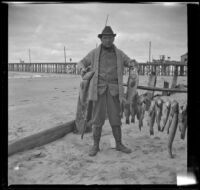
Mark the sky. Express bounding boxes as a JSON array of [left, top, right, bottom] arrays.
[[8, 2, 188, 63]]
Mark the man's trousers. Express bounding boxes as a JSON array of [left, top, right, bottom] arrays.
[[92, 87, 122, 128]]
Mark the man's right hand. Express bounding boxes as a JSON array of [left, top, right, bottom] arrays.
[[81, 67, 91, 78]]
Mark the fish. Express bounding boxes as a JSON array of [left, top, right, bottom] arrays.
[[79, 70, 95, 103], [120, 96, 126, 119], [130, 92, 139, 123], [147, 100, 156, 135], [126, 68, 139, 104], [167, 100, 179, 158], [123, 99, 131, 124], [155, 97, 163, 132], [140, 92, 153, 112], [165, 100, 177, 134], [178, 105, 184, 132], [135, 94, 146, 131], [178, 104, 187, 140], [160, 100, 171, 132], [75, 69, 95, 138], [124, 68, 139, 124]]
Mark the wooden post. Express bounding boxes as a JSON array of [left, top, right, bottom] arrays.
[[29, 49, 31, 64], [180, 65, 184, 76], [149, 41, 151, 63], [162, 81, 169, 96], [146, 71, 157, 99], [169, 65, 178, 95]]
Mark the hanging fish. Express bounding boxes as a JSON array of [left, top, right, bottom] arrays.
[[139, 93, 152, 112], [123, 99, 131, 124], [147, 100, 156, 135], [178, 104, 187, 140], [79, 68, 94, 103], [120, 95, 126, 119], [136, 95, 146, 131], [75, 68, 95, 137], [165, 100, 177, 134], [155, 97, 163, 132], [167, 100, 179, 158], [126, 69, 139, 104], [124, 67, 139, 124], [178, 105, 184, 132], [130, 92, 139, 123], [160, 100, 171, 132]]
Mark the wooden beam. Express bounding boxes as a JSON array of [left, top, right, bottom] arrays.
[[123, 84, 187, 93], [8, 120, 75, 157], [138, 85, 187, 93]]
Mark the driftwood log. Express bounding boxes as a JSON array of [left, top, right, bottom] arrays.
[[8, 120, 75, 157]]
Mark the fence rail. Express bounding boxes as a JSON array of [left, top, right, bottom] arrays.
[[8, 62, 187, 76]]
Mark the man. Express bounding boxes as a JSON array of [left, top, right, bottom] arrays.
[[78, 26, 137, 156]]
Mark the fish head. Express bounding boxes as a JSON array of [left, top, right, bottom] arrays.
[[142, 96, 151, 111], [156, 98, 163, 107], [171, 100, 179, 114], [165, 100, 171, 108]]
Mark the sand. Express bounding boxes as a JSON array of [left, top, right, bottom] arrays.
[[8, 71, 187, 185]]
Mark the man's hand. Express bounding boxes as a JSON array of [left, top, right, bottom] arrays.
[[80, 67, 91, 78]]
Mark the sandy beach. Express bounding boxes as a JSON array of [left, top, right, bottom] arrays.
[[8, 71, 187, 185]]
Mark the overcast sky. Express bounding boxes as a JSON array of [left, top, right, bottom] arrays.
[[8, 2, 188, 63]]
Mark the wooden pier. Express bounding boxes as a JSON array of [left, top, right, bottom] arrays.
[[8, 61, 187, 76], [8, 62, 79, 75]]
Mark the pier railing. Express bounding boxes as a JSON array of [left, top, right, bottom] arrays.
[[8, 62, 187, 76]]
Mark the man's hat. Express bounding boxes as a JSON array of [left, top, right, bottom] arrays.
[[98, 26, 116, 38]]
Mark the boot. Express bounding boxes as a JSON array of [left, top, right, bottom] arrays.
[[89, 126, 102, 156], [112, 125, 132, 154]]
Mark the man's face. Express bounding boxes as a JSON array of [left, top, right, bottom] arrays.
[[101, 35, 114, 48]]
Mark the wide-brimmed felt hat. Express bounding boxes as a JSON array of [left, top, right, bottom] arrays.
[[98, 26, 116, 38]]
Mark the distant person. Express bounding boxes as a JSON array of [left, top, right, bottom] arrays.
[[78, 26, 137, 156]]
